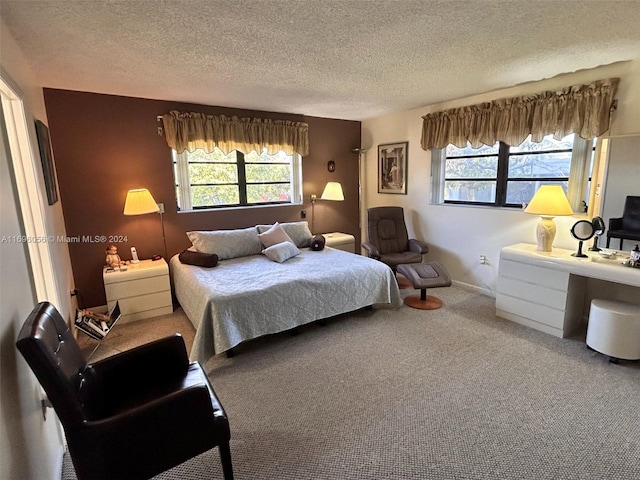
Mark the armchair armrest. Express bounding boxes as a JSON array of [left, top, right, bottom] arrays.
[[362, 241, 380, 259], [74, 385, 227, 478], [408, 239, 429, 254], [609, 217, 623, 230], [88, 334, 189, 397]]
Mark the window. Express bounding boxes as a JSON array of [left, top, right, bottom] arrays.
[[431, 134, 594, 210], [173, 147, 302, 210]]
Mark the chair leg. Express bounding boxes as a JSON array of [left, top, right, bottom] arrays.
[[620, 238, 623, 250], [219, 443, 234, 480], [606, 236, 611, 248]]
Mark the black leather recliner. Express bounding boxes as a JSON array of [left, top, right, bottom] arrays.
[[16, 302, 234, 480], [362, 206, 429, 272], [606, 196, 640, 249]]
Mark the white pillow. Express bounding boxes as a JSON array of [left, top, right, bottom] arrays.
[[256, 221, 313, 248], [262, 241, 301, 263], [186, 227, 262, 260], [257, 222, 294, 248]]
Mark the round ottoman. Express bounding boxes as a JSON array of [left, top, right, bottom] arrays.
[[586, 299, 640, 362]]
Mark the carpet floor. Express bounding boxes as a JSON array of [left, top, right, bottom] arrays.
[[65, 286, 640, 480]]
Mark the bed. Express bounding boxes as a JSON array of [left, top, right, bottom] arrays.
[[170, 246, 402, 363]]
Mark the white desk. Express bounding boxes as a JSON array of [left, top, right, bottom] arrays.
[[496, 243, 639, 338]]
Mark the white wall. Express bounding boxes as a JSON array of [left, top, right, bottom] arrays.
[[361, 61, 640, 295], [1, 22, 75, 480]]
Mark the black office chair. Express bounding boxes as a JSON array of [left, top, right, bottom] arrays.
[[606, 196, 640, 249], [16, 302, 234, 480], [362, 206, 429, 272]]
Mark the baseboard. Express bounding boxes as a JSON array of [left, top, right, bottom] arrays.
[[452, 279, 495, 298], [55, 443, 65, 480]]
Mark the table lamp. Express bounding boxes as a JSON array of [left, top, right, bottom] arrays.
[[123, 188, 167, 260], [524, 185, 573, 252], [311, 182, 344, 233]]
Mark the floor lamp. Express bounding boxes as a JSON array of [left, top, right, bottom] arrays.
[[352, 147, 368, 236], [123, 188, 168, 261]]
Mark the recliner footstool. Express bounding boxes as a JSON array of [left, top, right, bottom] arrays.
[[397, 261, 452, 310]]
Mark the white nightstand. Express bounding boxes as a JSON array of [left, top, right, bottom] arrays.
[[103, 258, 173, 323], [323, 232, 356, 253]]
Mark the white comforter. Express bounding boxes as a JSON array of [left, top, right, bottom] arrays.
[[170, 247, 402, 362]]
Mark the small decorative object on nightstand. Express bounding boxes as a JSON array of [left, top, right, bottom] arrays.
[[323, 232, 355, 253], [103, 258, 172, 323]]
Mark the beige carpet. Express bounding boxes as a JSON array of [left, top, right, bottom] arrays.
[[67, 286, 640, 480]]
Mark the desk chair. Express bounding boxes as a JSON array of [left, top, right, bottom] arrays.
[[607, 196, 640, 249]]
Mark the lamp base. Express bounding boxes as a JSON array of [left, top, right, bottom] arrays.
[[535, 216, 557, 252]]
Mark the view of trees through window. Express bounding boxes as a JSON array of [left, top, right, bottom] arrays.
[[444, 134, 590, 207], [173, 148, 297, 210]]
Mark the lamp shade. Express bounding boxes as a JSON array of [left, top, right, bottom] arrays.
[[320, 182, 344, 201], [123, 188, 160, 215], [524, 185, 573, 216]]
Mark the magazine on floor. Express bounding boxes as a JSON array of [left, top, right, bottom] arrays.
[[74, 301, 121, 340]]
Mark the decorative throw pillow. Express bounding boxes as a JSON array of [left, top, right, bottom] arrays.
[[186, 227, 262, 260], [257, 222, 294, 248], [262, 241, 301, 263], [178, 249, 219, 267], [256, 221, 313, 248], [309, 234, 326, 251]]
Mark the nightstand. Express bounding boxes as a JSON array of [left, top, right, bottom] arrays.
[[103, 258, 173, 323], [323, 232, 356, 253]]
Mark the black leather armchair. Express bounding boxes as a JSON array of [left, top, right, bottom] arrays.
[[16, 302, 233, 480], [362, 206, 429, 271], [606, 196, 640, 249]]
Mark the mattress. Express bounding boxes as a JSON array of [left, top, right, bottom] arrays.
[[170, 247, 402, 362]]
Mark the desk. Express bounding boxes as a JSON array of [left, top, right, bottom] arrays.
[[496, 243, 639, 338]]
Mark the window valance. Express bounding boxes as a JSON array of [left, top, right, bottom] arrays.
[[420, 78, 619, 150], [161, 111, 309, 156]]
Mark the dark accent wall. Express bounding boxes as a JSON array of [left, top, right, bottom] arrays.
[[43, 89, 361, 308]]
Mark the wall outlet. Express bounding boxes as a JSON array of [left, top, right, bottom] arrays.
[[480, 255, 488, 265]]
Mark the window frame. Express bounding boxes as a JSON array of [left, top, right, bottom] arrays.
[[431, 136, 594, 211], [173, 148, 303, 211]]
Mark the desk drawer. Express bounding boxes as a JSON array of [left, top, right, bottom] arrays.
[[497, 276, 568, 310], [496, 294, 566, 329], [499, 259, 569, 290]]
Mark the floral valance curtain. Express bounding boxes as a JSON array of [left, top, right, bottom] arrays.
[[420, 78, 619, 150], [161, 110, 310, 156]]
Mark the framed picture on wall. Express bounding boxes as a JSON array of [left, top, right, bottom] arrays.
[[378, 141, 408, 194], [35, 119, 59, 205]]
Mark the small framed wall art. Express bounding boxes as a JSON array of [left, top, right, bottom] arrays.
[[35, 119, 59, 205], [378, 141, 408, 194]]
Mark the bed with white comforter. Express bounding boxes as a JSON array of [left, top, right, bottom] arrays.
[[170, 247, 401, 363]]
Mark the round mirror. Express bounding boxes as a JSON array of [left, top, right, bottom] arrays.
[[591, 216, 605, 235], [571, 220, 595, 241]]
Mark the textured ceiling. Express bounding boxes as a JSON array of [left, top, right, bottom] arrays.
[[2, 0, 639, 121]]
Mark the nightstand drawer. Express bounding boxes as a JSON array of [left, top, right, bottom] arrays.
[[105, 275, 169, 301], [107, 291, 172, 323]]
